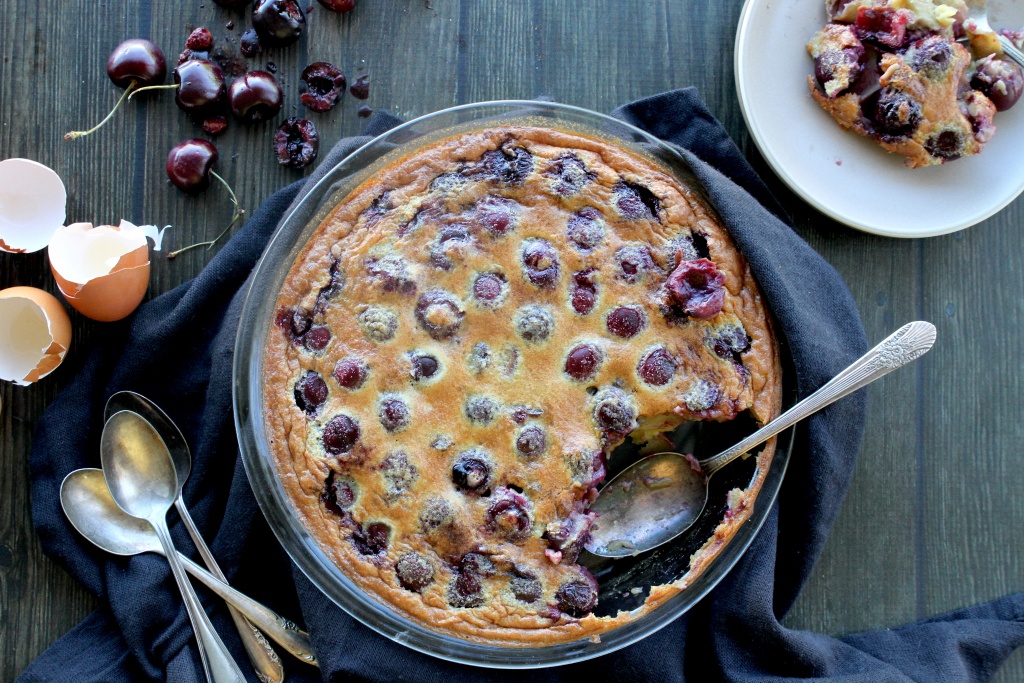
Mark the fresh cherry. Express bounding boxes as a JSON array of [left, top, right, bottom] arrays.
[[165, 139, 245, 259], [301, 62, 346, 112], [318, 0, 356, 11], [174, 59, 227, 118], [65, 39, 167, 140], [252, 0, 306, 47], [275, 117, 320, 169], [229, 70, 283, 123]]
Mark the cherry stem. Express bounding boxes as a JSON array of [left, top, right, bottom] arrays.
[[64, 81, 138, 141], [127, 83, 180, 102], [167, 170, 245, 260]]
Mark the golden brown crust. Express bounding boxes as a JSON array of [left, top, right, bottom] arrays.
[[263, 126, 781, 645]]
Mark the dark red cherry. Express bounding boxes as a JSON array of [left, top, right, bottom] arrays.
[[665, 258, 726, 319], [395, 553, 434, 592], [593, 386, 637, 435], [228, 70, 283, 123], [607, 306, 645, 338], [854, 5, 909, 48], [352, 521, 390, 555], [252, 0, 306, 47], [554, 572, 599, 618], [239, 28, 263, 57], [565, 344, 601, 380], [318, 0, 356, 11], [615, 180, 661, 220], [473, 272, 506, 304], [638, 347, 677, 386], [452, 450, 492, 492], [515, 426, 546, 458], [379, 397, 411, 432], [924, 130, 965, 161], [202, 115, 229, 136], [571, 269, 598, 315], [447, 570, 483, 608], [321, 470, 356, 515], [909, 35, 952, 78], [521, 238, 560, 288], [333, 357, 368, 389], [350, 74, 370, 99], [543, 511, 593, 565], [485, 487, 532, 541], [511, 573, 542, 603], [872, 88, 921, 137], [274, 117, 319, 169], [566, 207, 605, 250], [616, 245, 655, 283], [301, 62, 346, 112], [174, 59, 227, 117], [480, 145, 533, 185], [972, 57, 1024, 112], [323, 414, 360, 454], [166, 139, 218, 194], [294, 370, 328, 413], [410, 353, 439, 380], [472, 196, 519, 236], [303, 324, 331, 351], [107, 39, 167, 88], [545, 153, 595, 195]]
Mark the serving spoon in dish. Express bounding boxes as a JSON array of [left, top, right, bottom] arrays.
[[585, 321, 936, 558]]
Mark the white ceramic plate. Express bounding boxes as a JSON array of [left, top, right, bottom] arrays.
[[735, 0, 1024, 237]]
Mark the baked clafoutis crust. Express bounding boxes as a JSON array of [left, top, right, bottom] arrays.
[[263, 125, 782, 645]]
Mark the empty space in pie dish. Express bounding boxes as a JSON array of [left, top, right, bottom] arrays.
[[0, 158, 67, 253], [48, 220, 151, 322], [0, 287, 72, 385]]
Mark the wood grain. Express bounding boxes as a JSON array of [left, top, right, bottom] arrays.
[[1, 0, 1021, 679]]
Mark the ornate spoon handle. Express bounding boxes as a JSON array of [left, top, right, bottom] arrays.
[[702, 321, 936, 476]]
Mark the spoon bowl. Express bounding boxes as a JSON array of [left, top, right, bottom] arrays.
[[60, 467, 158, 556]]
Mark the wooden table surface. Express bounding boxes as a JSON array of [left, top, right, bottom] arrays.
[[2, 0, 1022, 679]]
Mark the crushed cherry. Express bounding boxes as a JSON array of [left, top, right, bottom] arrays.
[[638, 347, 677, 386], [872, 89, 921, 137], [240, 29, 263, 57], [252, 0, 306, 47], [570, 269, 598, 315], [202, 115, 228, 136], [566, 207, 605, 250], [451, 449, 492, 493], [972, 57, 1024, 112], [614, 180, 661, 221], [485, 487, 532, 542], [515, 425, 547, 458], [333, 357, 368, 389], [318, 0, 356, 11], [909, 36, 952, 78], [554, 571, 599, 618], [473, 272, 507, 305], [395, 553, 434, 592], [378, 396, 411, 432], [301, 62, 346, 112], [366, 254, 415, 294], [606, 306, 645, 338], [480, 145, 534, 185], [185, 28, 214, 52], [564, 344, 601, 381], [521, 238, 560, 288], [415, 290, 464, 340], [409, 352, 439, 380], [274, 117, 319, 169], [545, 153, 595, 195], [352, 521, 390, 555], [293, 370, 328, 413], [543, 511, 593, 565], [665, 258, 726, 319], [854, 6, 909, 49], [514, 305, 554, 343], [322, 414, 360, 454], [228, 70, 283, 123], [350, 74, 370, 99]]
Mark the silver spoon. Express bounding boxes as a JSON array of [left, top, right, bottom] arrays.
[[100, 410, 247, 683], [963, 0, 1024, 67], [585, 321, 937, 558], [61, 467, 316, 667], [104, 392, 302, 678]]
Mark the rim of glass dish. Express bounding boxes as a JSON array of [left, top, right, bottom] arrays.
[[232, 99, 795, 669]]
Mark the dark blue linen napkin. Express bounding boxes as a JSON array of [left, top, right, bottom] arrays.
[[20, 89, 1024, 682]]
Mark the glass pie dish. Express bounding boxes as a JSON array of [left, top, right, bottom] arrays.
[[232, 100, 795, 668]]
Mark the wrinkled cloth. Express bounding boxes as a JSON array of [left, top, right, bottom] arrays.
[[22, 89, 1024, 683]]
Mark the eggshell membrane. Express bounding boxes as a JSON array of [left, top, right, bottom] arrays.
[[48, 221, 150, 322], [0, 159, 67, 254], [0, 287, 72, 385]]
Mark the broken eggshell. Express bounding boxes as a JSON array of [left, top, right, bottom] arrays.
[[48, 220, 151, 322], [0, 159, 68, 254], [0, 286, 72, 385]]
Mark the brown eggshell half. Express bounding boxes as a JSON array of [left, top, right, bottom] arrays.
[[0, 286, 72, 385], [48, 222, 151, 322]]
